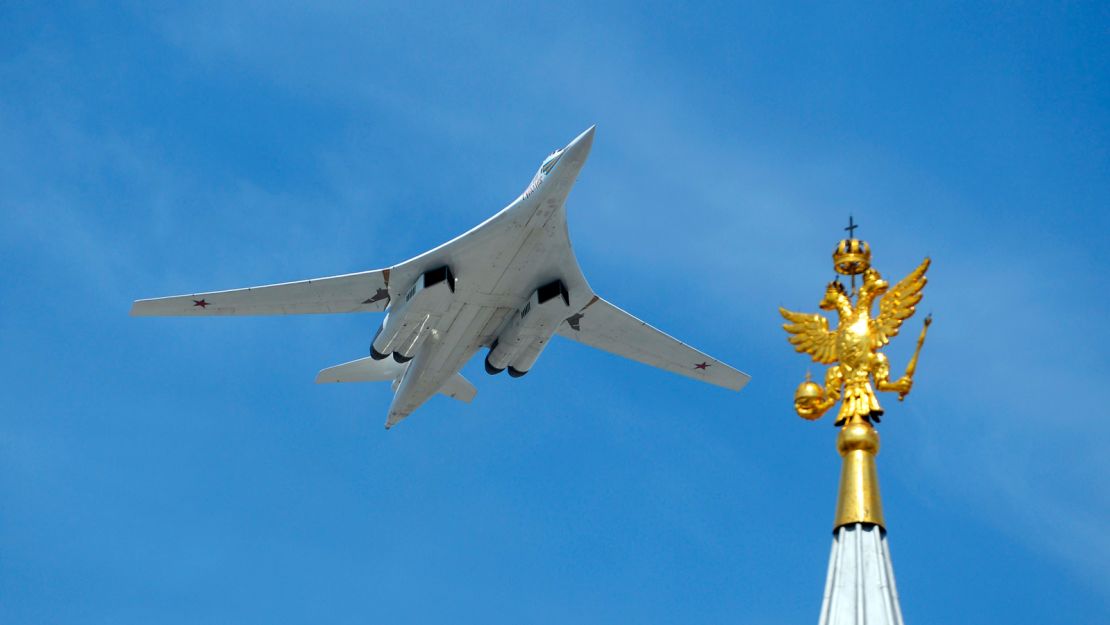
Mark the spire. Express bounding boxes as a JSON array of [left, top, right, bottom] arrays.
[[817, 419, 902, 624], [818, 524, 905, 625], [778, 228, 933, 624]]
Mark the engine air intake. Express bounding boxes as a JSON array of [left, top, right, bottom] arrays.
[[424, 266, 455, 292], [536, 279, 570, 306]]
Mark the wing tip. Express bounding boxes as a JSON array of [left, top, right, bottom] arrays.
[[731, 372, 752, 392], [130, 297, 189, 317], [129, 300, 151, 317]]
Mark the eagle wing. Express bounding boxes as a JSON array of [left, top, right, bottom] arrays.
[[779, 307, 838, 364], [872, 257, 930, 346]]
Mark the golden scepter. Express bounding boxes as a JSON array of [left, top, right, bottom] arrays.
[[898, 314, 932, 401]]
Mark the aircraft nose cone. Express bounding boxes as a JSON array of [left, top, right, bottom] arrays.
[[563, 125, 596, 163], [570, 125, 595, 149]]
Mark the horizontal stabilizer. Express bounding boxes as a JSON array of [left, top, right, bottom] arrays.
[[438, 373, 477, 403], [316, 358, 476, 404], [315, 356, 402, 383]]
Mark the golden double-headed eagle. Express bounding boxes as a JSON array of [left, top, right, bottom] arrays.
[[780, 236, 931, 425]]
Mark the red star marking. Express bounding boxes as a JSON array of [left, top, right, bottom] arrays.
[[694, 362, 710, 370], [192, 299, 210, 308]]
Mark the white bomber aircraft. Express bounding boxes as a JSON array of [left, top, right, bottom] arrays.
[[132, 127, 750, 428]]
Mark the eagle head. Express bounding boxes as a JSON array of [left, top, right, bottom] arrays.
[[820, 280, 849, 311]]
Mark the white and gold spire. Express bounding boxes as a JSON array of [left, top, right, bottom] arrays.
[[779, 222, 932, 624], [816, 420, 903, 625]]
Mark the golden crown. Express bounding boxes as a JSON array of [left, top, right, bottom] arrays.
[[833, 239, 871, 275]]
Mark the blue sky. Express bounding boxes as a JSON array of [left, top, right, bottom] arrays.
[[2, 2, 1107, 623]]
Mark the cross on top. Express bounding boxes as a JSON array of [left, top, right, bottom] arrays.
[[844, 215, 859, 239]]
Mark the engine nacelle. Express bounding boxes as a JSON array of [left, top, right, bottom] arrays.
[[507, 335, 551, 376], [370, 325, 390, 360], [372, 308, 417, 358], [485, 279, 569, 375], [371, 266, 455, 358], [392, 314, 430, 363], [485, 316, 524, 373]]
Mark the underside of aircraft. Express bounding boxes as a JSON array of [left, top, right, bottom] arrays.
[[132, 127, 750, 428]]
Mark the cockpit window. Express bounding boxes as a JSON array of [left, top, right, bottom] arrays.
[[540, 151, 561, 175]]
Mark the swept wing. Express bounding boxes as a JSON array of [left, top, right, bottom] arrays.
[[556, 297, 750, 391], [130, 269, 391, 316]]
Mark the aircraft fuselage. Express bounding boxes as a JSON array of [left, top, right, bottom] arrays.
[[131, 126, 750, 429], [380, 131, 596, 426]]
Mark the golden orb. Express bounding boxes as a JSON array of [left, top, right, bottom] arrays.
[[794, 379, 826, 420]]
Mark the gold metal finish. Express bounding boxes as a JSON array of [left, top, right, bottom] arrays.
[[780, 231, 932, 529], [833, 239, 872, 275], [780, 247, 930, 425], [833, 420, 885, 528], [794, 372, 826, 421], [899, 314, 932, 402]]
